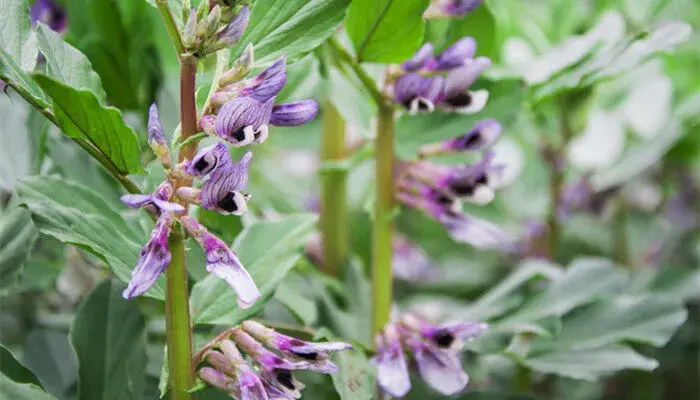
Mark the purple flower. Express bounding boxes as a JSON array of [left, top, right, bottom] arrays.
[[372, 324, 411, 398], [269, 100, 319, 126], [215, 96, 275, 146], [393, 74, 444, 114], [402, 43, 435, 72], [148, 104, 171, 169], [232, 329, 308, 399], [558, 177, 593, 221], [438, 57, 491, 113], [209, 341, 270, 400], [444, 0, 483, 17], [30, 0, 66, 32], [122, 212, 174, 299], [433, 37, 477, 71], [200, 151, 252, 215], [242, 320, 352, 374], [216, 6, 250, 47], [181, 216, 260, 308], [402, 314, 488, 352], [184, 142, 232, 177], [408, 338, 469, 395], [419, 119, 502, 157], [199, 367, 235, 391], [121, 181, 184, 215], [392, 235, 435, 282]]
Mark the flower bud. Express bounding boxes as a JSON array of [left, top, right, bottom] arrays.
[[182, 8, 199, 49], [205, 5, 222, 37], [218, 43, 254, 87]]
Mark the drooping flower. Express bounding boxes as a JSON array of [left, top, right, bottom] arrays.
[[433, 37, 477, 71], [147, 103, 172, 169], [372, 324, 411, 398], [393, 74, 445, 114], [181, 216, 260, 308], [407, 338, 469, 395], [200, 151, 252, 215], [402, 43, 435, 72], [437, 57, 491, 113], [122, 212, 174, 299], [184, 142, 233, 177], [242, 320, 352, 373], [269, 100, 319, 126], [419, 119, 502, 157], [216, 5, 250, 48]]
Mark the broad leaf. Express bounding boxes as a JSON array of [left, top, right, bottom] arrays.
[[0, 208, 38, 291], [440, 4, 497, 58], [36, 25, 106, 104], [0, 346, 42, 387], [331, 349, 375, 400], [346, 0, 430, 63], [0, 48, 47, 107], [15, 176, 165, 299], [531, 294, 687, 351], [523, 345, 657, 381], [274, 274, 318, 325], [0, 0, 37, 70], [70, 280, 148, 400], [33, 75, 144, 175], [22, 331, 78, 398], [0, 96, 33, 190], [0, 374, 56, 400], [232, 0, 349, 63], [190, 214, 317, 325]]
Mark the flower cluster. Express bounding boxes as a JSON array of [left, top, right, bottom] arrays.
[[196, 321, 352, 399], [397, 120, 514, 250], [119, 9, 317, 306], [182, 2, 251, 56], [373, 313, 488, 398], [390, 37, 491, 115]]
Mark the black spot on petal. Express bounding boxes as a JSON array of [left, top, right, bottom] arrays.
[[232, 128, 246, 142], [462, 133, 482, 149], [275, 370, 295, 390], [294, 352, 319, 361], [446, 92, 472, 107], [194, 157, 210, 172], [433, 330, 455, 348], [450, 180, 476, 196], [217, 192, 239, 213]]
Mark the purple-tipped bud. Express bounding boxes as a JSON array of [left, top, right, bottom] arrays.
[[199, 367, 235, 391], [242, 321, 352, 374], [269, 100, 319, 126], [372, 325, 411, 398], [200, 114, 216, 135], [393, 235, 435, 282], [201, 152, 252, 215], [402, 43, 435, 72], [207, 350, 237, 376], [433, 37, 477, 71], [232, 329, 308, 398], [122, 213, 174, 299], [246, 56, 287, 102], [185, 142, 232, 177], [148, 104, 171, 169], [30, 0, 66, 32], [393, 74, 444, 114], [215, 97, 274, 146], [438, 57, 491, 113], [181, 216, 260, 308], [444, 0, 483, 17], [419, 119, 501, 157], [208, 344, 269, 400], [407, 338, 469, 395], [216, 6, 250, 47], [182, 8, 198, 48]]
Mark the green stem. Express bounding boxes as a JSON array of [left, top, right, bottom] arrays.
[[320, 102, 348, 276], [165, 228, 195, 400], [547, 99, 575, 259], [372, 104, 395, 335], [328, 37, 386, 106], [7, 82, 142, 194], [155, 0, 185, 55]]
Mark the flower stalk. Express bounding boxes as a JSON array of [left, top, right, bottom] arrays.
[[372, 103, 395, 335], [320, 102, 348, 276]]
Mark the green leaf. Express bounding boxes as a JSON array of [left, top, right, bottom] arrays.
[[0, 346, 42, 387], [15, 176, 165, 299], [33, 74, 144, 175], [502, 258, 626, 324], [523, 345, 658, 381], [274, 274, 318, 325], [346, 0, 430, 63], [331, 349, 375, 400], [439, 4, 497, 58], [232, 0, 349, 64], [0, 96, 33, 190], [0, 373, 56, 400], [190, 214, 317, 325], [0, 207, 38, 292], [36, 25, 107, 104], [70, 280, 148, 400], [0, 48, 48, 107], [532, 294, 687, 352], [22, 331, 78, 398], [0, 0, 38, 70], [395, 79, 525, 158]]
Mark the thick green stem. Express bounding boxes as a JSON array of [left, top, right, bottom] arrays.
[[372, 104, 395, 335], [320, 102, 348, 276], [165, 228, 195, 400]]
